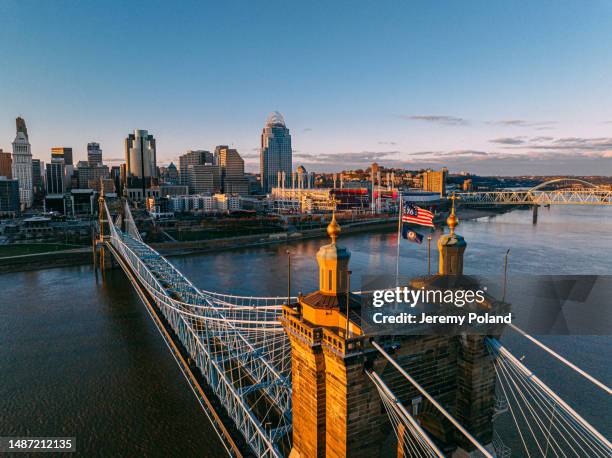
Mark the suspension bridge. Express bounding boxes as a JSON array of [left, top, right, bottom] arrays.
[[95, 195, 611, 457]]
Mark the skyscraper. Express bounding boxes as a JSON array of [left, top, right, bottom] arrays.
[[0, 177, 20, 217], [51, 147, 73, 166], [11, 117, 33, 208], [46, 162, 65, 195], [125, 130, 157, 178], [260, 111, 292, 193], [31, 159, 43, 197], [179, 150, 212, 186], [87, 142, 103, 165], [217, 146, 249, 195], [0, 149, 12, 178], [188, 164, 221, 194]]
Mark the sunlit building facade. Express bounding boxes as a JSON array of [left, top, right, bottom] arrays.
[[260, 111, 292, 193]]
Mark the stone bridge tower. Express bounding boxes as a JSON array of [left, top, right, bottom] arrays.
[[282, 213, 387, 458], [282, 205, 496, 457]]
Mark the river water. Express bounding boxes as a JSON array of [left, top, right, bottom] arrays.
[[1, 206, 610, 456]]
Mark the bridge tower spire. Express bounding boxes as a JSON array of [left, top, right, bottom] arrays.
[[281, 216, 387, 458], [438, 193, 466, 274]]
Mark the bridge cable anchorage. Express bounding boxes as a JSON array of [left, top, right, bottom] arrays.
[[370, 340, 494, 458], [509, 323, 612, 395], [486, 337, 612, 456], [367, 370, 444, 458]]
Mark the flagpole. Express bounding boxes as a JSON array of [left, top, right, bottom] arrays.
[[395, 193, 402, 286]]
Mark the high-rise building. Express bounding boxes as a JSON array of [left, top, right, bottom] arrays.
[[260, 111, 292, 193], [188, 164, 221, 194], [31, 159, 43, 197], [51, 147, 73, 166], [76, 161, 109, 189], [125, 129, 157, 178], [422, 168, 448, 196], [0, 149, 12, 178], [0, 177, 20, 217], [87, 142, 103, 165], [11, 117, 33, 208], [46, 162, 65, 195], [179, 150, 212, 186], [217, 146, 249, 195]]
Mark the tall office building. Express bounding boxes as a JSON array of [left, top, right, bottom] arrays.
[[217, 146, 249, 195], [0, 177, 20, 217], [0, 149, 12, 178], [51, 147, 73, 166], [422, 168, 448, 196], [31, 159, 43, 196], [87, 142, 103, 165], [76, 161, 109, 189], [179, 150, 212, 186], [125, 129, 157, 178], [188, 164, 221, 194], [260, 111, 292, 193], [11, 117, 33, 208], [46, 162, 65, 195]]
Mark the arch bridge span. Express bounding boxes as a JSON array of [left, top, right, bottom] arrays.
[[456, 178, 611, 205]]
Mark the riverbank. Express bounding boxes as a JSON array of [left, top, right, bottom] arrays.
[[0, 208, 501, 273]]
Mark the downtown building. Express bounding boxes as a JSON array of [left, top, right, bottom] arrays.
[[0, 149, 12, 178], [0, 177, 20, 217], [188, 164, 221, 194], [125, 129, 158, 201], [31, 159, 43, 198], [76, 160, 110, 190], [51, 147, 74, 191], [179, 150, 213, 187], [11, 117, 33, 208], [216, 145, 249, 196], [260, 111, 292, 193], [87, 142, 103, 165]]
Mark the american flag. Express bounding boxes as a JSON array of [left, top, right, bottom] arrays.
[[402, 202, 435, 228]]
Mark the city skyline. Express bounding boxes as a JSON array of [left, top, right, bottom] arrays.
[[2, 1, 612, 175]]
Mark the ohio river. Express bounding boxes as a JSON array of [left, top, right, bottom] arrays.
[[1, 206, 610, 456]]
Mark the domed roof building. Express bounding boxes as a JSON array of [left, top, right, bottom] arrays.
[[266, 111, 286, 127], [260, 111, 292, 192]]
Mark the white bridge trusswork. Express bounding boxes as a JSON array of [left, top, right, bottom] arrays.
[[105, 203, 293, 457], [456, 178, 612, 205], [103, 201, 611, 458]]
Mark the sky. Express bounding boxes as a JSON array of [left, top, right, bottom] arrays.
[[1, 0, 612, 176]]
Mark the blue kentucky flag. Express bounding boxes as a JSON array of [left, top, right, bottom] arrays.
[[402, 225, 424, 244]]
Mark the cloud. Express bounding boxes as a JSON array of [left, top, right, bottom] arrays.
[[302, 128, 313, 132], [489, 137, 526, 145], [398, 115, 469, 126], [377, 141, 397, 145], [487, 119, 557, 128]]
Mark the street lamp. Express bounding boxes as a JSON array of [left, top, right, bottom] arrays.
[[286, 250, 292, 306]]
